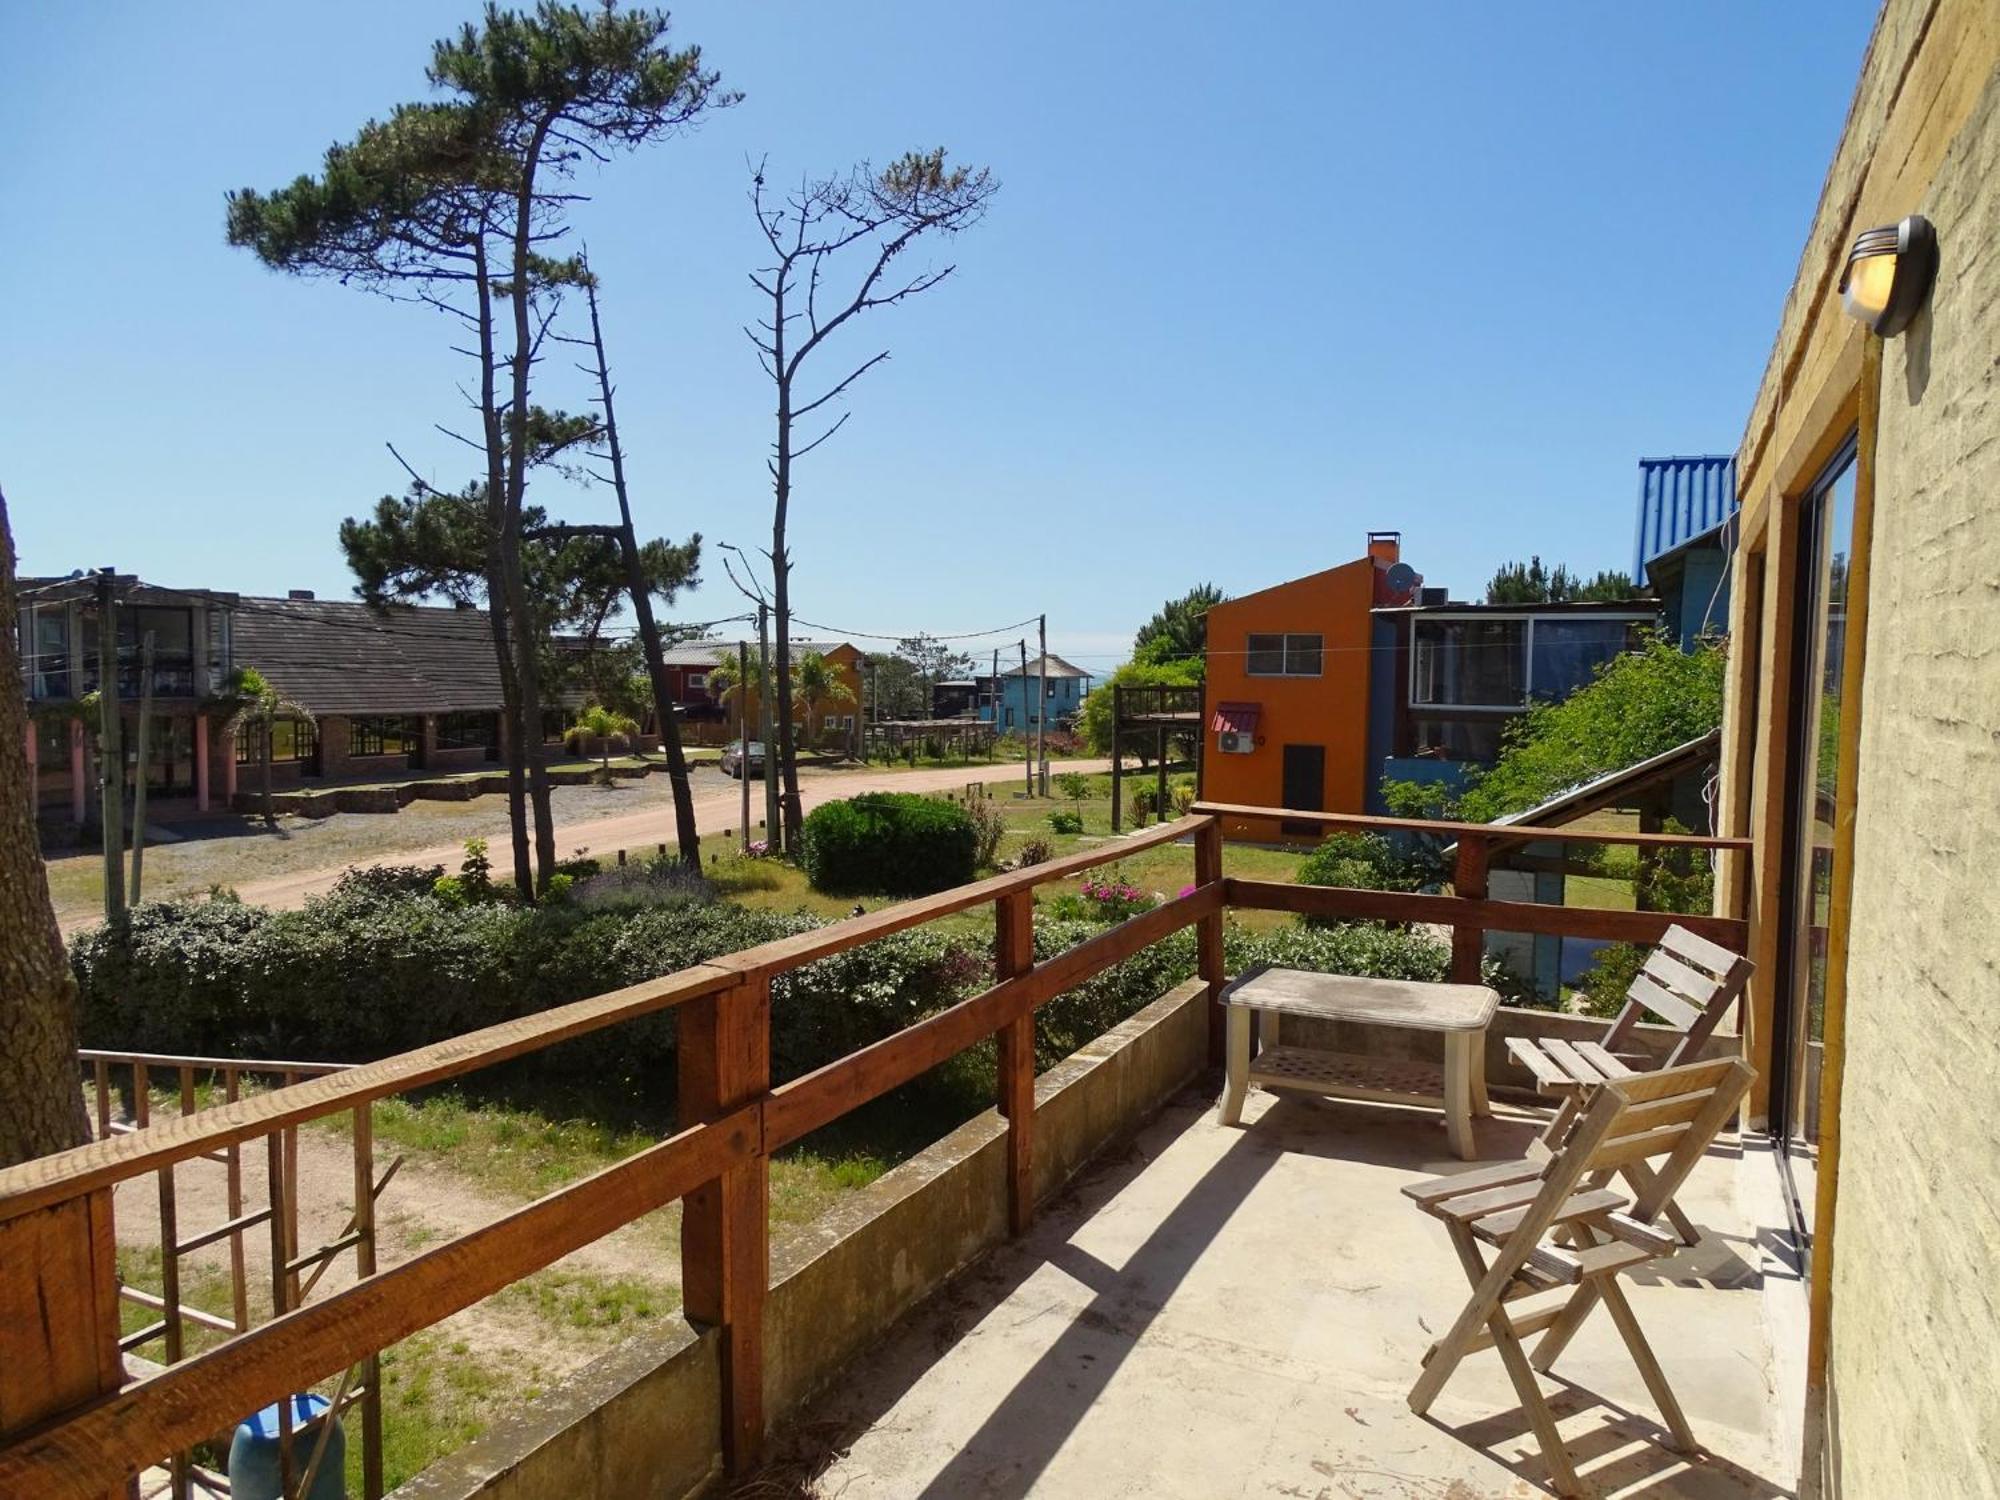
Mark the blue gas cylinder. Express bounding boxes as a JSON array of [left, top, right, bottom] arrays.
[[228, 1393, 346, 1500]]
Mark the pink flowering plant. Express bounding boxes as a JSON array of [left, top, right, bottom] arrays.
[[1076, 874, 1158, 922]]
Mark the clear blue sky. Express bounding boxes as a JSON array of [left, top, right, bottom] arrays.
[[2, 2, 1878, 670]]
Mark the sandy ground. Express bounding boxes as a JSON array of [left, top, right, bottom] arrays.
[[118, 1117, 684, 1386], [57, 758, 1107, 930]]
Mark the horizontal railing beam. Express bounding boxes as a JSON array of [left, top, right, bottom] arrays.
[[0, 1105, 759, 1500], [708, 815, 1208, 981], [1, 965, 740, 1223], [1193, 801, 1749, 851], [765, 887, 1218, 1151], [1224, 878, 1747, 948], [77, 1050, 353, 1077]]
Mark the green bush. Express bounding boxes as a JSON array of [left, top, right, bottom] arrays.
[[1048, 809, 1084, 835], [70, 887, 985, 1090], [1027, 915, 1456, 1071], [800, 793, 978, 895], [1573, 942, 1647, 1019]]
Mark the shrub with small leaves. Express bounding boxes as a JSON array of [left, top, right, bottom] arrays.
[[962, 793, 1008, 868], [1015, 837, 1053, 869], [800, 792, 979, 895], [1048, 809, 1084, 835]]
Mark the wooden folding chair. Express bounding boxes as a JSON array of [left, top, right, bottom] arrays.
[[1506, 924, 1753, 1246], [1402, 1055, 1756, 1498]]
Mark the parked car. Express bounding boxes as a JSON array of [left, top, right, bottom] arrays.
[[720, 740, 765, 779]]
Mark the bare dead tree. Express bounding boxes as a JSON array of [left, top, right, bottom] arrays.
[[559, 258, 706, 866], [745, 148, 997, 850]]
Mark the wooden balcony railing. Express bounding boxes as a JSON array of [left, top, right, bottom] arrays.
[[0, 807, 1745, 1499]]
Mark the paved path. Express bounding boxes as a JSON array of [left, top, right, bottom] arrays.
[[219, 758, 1109, 912]]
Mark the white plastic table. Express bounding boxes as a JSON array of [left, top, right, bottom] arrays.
[[1217, 965, 1499, 1158]]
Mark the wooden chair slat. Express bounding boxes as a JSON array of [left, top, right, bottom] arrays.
[[1609, 1090, 1712, 1137], [1605, 1055, 1740, 1103], [1641, 950, 1724, 1009], [1573, 1041, 1634, 1077], [1589, 1124, 1693, 1170], [1470, 1188, 1625, 1244], [1627, 972, 1704, 1031], [1601, 1212, 1680, 1257], [1401, 1159, 1545, 1207], [1504, 1038, 1576, 1091], [1660, 923, 1740, 979], [1527, 1237, 1653, 1285], [1541, 1037, 1615, 1082]]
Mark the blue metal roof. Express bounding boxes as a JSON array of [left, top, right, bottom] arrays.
[[1633, 455, 1739, 576]]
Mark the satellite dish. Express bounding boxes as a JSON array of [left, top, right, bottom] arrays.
[[1384, 562, 1419, 597]]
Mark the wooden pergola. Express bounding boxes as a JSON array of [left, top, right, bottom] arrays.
[[1109, 683, 1202, 831]]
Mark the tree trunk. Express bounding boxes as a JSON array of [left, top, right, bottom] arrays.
[[583, 273, 703, 867], [0, 488, 89, 1167], [772, 392, 802, 853], [473, 235, 535, 902], [504, 123, 558, 891]]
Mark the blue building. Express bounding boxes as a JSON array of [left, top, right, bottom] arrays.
[[932, 654, 1093, 731], [1634, 454, 1739, 648]]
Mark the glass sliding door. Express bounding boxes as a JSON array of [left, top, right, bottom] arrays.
[[1773, 436, 1858, 1245]]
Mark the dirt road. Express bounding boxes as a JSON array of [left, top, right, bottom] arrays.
[[219, 758, 1108, 912]]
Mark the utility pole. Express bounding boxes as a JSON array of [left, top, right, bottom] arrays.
[[128, 630, 156, 904], [756, 603, 778, 842], [95, 569, 125, 924], [990, 646, 999, 763], [1037, 613, 1049, 797], [1018, 640, 1032, 798], [737, 638, 751, 854]]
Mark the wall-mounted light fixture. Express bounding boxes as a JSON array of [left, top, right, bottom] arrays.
[[1839, 214, 1937, 336]]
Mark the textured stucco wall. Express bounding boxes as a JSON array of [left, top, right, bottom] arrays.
[[1827, 63, 2000, 1500]]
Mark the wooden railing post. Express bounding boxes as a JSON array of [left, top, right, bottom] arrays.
[[1452, 832, 1487, 985], [1195, 816, 1228, 1063], [995, 889, 1035, 1236], [0, 1190, 123, 1500], [678, 973, 771, 1474]]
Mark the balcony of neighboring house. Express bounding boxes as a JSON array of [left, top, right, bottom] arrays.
[[0, 803, 1801, 1500], [1366, 601, 1660, 813]]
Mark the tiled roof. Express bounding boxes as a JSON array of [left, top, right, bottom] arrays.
[[658, 637, 851, 668], [1011, 653, 1091, 679], [231, 596, 506, 716]]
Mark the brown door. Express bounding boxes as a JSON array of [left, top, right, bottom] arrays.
[[1281, 744, 1325, 834]]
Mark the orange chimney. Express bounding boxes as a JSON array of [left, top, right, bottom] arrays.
[[1365, 530, 1401, 565]]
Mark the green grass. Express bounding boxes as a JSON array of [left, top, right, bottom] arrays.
[[322, 1085, 926, 1237], [494, 1269, 682, 1331], [352, 1330, 525, 1493]]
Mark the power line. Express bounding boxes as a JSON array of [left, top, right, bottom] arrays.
[[787, 612, 1043, 644]]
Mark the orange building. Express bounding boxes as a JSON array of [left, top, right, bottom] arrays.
[[1201, 533, 1412, 838]]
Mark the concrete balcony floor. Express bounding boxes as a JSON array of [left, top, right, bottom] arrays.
[[762, 1088, 1796, 1499]]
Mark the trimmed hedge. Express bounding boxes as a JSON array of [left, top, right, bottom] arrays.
[[800, 792, 978, 895], [69, 882, 981, 1088]]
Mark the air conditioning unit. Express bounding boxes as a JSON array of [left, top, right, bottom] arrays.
[[1218, 730, 1254, 754]]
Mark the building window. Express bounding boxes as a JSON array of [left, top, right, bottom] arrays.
[[27, 607, 71, 699], [1412, 619, 1527, 707], [687, 672, 708, 690], [350, 716, 418, 758], [542, 708, 572, 743], [1246, 633, 1324, 677], [436, 712, 497, 751], [1411, 615, 1652, 710], [237, 716, 318, 765], [1529, 618, 1648, 701]]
